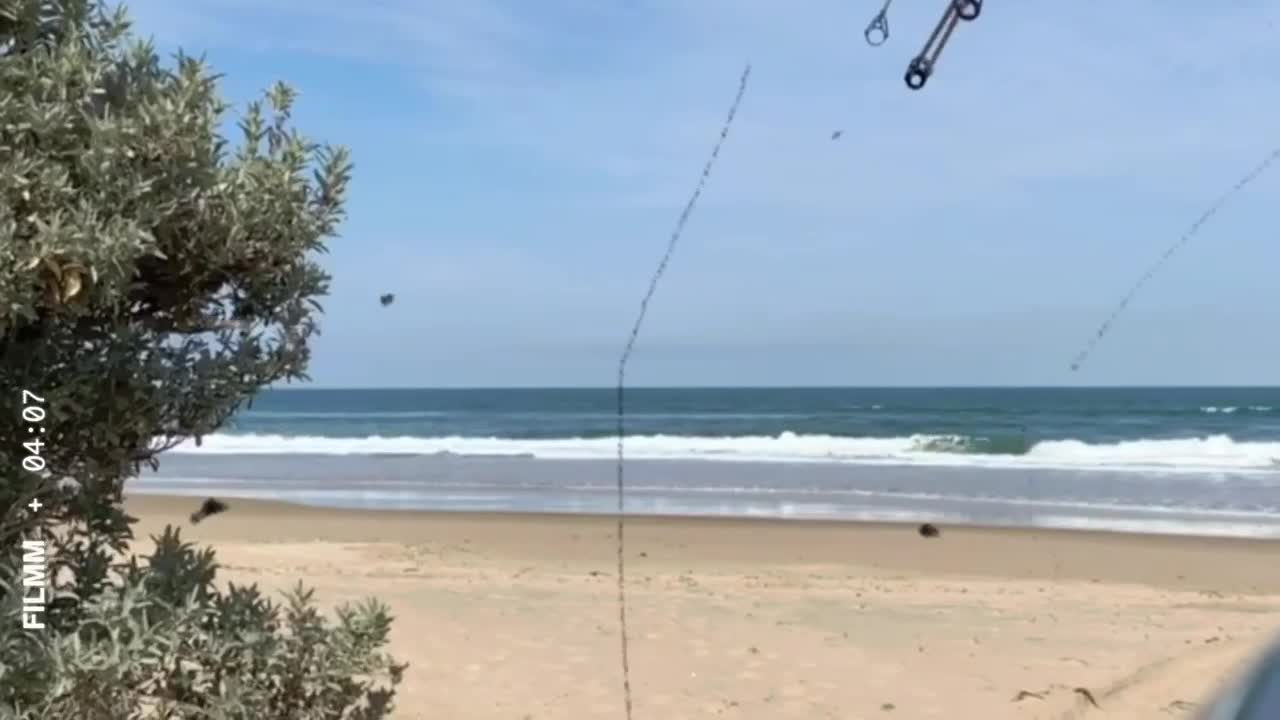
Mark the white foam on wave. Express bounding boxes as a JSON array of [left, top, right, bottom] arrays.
[[133, 475, 1280, 519], [1201, 405, 1274, 414], [1033, 515, 1280, 539], [122, 483, 1280, 538], [169, 432, 1280, 474]]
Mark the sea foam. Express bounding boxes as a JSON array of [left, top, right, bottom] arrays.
[[169, 431, 1280, 474]]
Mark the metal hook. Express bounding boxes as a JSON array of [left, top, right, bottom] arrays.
[[864, 0, 894, 47]]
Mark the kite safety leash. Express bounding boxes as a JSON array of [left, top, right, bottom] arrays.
[[864, 0, 894, 46]]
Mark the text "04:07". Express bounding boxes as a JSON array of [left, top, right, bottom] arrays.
[[21, 390, 47, 474]]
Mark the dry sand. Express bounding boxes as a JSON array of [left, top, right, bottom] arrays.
[[128, 495, 1280, 719]]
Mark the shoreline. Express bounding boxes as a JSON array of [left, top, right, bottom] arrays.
[[130, 492, 1280, 541], [135, 452, 1280, 542], [129, 494, 1280, 594]]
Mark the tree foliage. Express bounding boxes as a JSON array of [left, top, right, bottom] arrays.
[[2, 529, 404, 719], [0, 1, 402, 716]]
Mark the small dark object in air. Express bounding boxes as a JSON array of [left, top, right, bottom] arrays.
[[918, 523, 940, 538], [831, 130, 843, 141], [1073, 687, 1100, 708], [379, 293, 395, 307], [191, 497, 228, 524]]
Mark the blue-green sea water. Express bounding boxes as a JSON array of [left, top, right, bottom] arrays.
[[135, 387, 1280, 537]]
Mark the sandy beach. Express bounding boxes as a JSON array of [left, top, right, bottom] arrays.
[[127, 495, 1280, 719]]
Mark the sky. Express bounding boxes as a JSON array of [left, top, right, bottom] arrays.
[[120, 0, 1280, 388]]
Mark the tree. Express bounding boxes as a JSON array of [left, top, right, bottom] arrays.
[[0, 1, 403, 716]]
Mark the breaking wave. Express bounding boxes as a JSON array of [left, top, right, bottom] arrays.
[[170, 432, 1280, 473]]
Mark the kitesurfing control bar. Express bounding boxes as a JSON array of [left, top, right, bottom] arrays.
[[904, 0, 979, 90]]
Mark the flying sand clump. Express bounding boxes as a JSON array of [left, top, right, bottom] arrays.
[[190, 498, 229, 524]]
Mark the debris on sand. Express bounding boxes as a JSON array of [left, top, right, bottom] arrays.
[[1012, 690, 1045, 702], [918, 523, 940, 538], [1074, 687, 1101, 708]]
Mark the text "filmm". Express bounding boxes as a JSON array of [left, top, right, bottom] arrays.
[[22, 539, 48, 630]]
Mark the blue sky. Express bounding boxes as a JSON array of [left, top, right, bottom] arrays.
[[122, 0, 1280, 387]]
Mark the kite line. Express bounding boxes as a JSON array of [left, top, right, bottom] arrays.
[[612, 63, 752, 720], [1069, 144, 1280, 372]]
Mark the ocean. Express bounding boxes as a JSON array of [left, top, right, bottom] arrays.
[[133, 387, 1280, 538]]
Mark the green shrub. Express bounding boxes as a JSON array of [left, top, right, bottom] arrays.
[[1, 529, 404, 719], [0, 1, 404, 716]]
